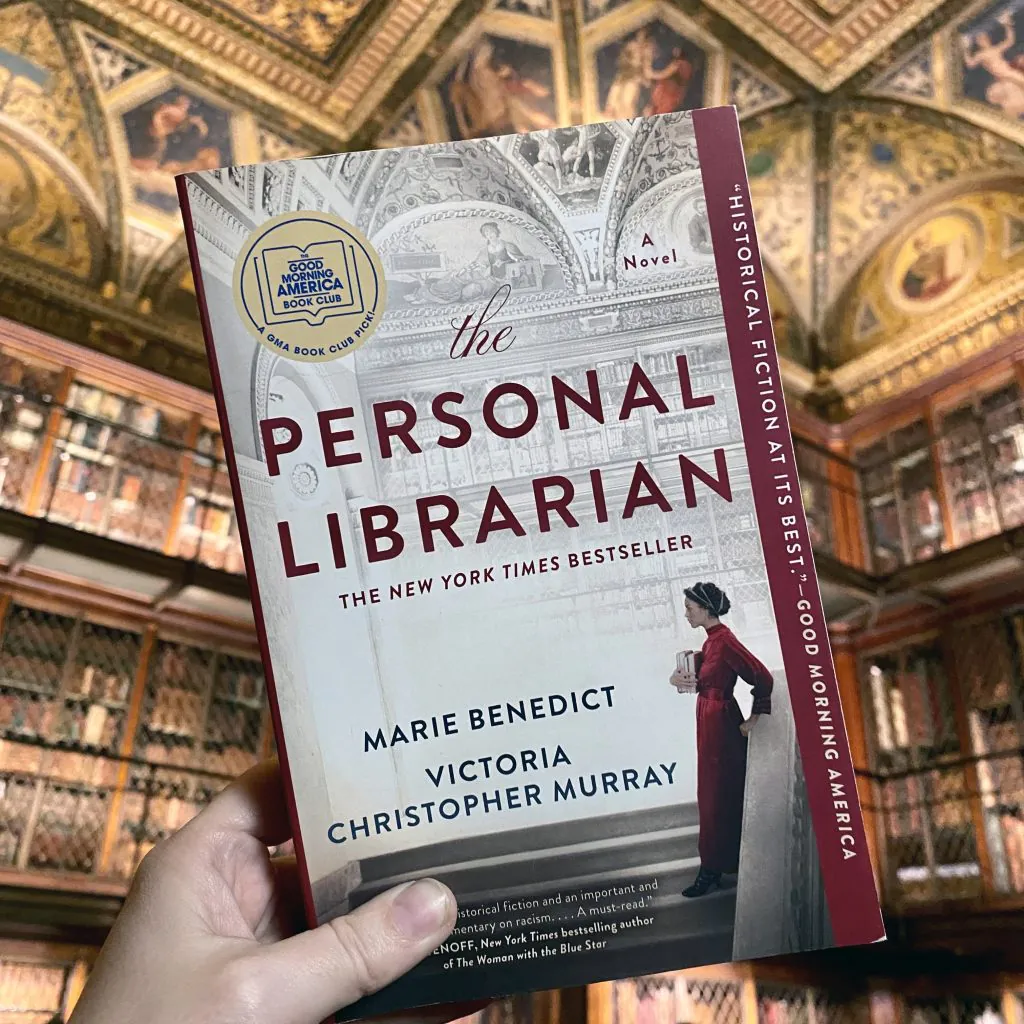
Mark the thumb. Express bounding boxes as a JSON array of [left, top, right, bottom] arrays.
[[252, 878, 457, 1024]]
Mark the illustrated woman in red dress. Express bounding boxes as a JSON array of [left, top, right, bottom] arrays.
[[670, 581, 773, 898]]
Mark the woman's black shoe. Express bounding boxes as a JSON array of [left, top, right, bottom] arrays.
[[682, 867, 722, 898]]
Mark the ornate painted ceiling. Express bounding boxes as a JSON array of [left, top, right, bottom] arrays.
[[0, 0, 1023, 416]]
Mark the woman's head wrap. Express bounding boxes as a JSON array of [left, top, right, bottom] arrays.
[[684, 581, 731, 618]]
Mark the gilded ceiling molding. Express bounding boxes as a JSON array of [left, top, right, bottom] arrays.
[[833, 266, 1024, 409], [862, 18, 1024, 149], [0, 247, 202, 348], [328, 0, 470, 127], [54, 16, 125, 287], [701, 0, 947, 90], [72, 0, 338, 132]]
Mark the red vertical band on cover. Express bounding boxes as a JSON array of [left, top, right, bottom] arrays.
[[175, 175, 318, 932], [692, 107, 885, 947]]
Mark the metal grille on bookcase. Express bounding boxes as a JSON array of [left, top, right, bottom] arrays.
[[611, 975, 743, 1024], [793, 442, 836, 559], [903, 994, 1006, 1024], [0, 773, 36, 868], [951, 613, 1024, 895], [757, 985, 868, 1024], [938, 382, 1024, 548], [685, 978, 744, 1024], [0, 958, 69, 1023], [110, 763, 226, 879], [860, 638, 976, 904], [205, 653, 267, 776], [25, 772, 109, 874], [0, 605, 140, 756], [137, 639, 214, 769], [137, 641, 267, 774]]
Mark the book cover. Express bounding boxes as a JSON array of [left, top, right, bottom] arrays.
[[177, 106, 885, 1022]]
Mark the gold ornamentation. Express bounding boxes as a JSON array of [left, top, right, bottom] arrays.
[[1, 139, 96, 281], [0, 141, 34, 233], [0, 5, 103, 202], [837, 265, 1024, 411], [699, 0, 946, 89], [828, 107, 1024, 301], [213, 0, 365, 58], [743, 110, 815, 322], [835, 188, 1024, 365]]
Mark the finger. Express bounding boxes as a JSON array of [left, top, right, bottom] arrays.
[[251, 878, 456, 1024], [188, 759, 293, 847], [255, 856, 308, 943]]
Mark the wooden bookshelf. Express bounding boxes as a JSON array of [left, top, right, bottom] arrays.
[[0, 338, 243, 577], [0, 597, 266, 884]]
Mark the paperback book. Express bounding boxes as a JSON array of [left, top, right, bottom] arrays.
[[177, 106, 885, 1022]]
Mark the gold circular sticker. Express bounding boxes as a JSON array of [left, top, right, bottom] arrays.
[[233, 211, 386, 362]]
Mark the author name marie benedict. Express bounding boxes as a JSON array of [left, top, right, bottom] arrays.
[[363, 685, 617, 753]]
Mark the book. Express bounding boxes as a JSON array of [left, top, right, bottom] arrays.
[[177, 107, 885, 1021]]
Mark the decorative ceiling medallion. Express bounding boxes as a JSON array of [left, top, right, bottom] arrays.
[[422, 10, 571, 142], [889, 210, 985, 313]]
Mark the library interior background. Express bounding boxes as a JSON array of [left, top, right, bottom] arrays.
[[3, 0, 1024, 1020]]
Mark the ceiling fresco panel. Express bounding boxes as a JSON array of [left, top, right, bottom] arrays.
[[440, 34, 560, 138], [957, 0, 1024, 122], [595, 20, 708, 119], [579, 4, 727, 123], [120, 87, 236, 214]]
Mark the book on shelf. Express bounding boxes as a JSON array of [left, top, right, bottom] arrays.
[[178, 107, 884, 1021]]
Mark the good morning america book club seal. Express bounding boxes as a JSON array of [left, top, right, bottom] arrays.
[[177, 107, 884, 1022]]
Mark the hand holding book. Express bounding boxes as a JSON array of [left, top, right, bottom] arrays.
[[66, 761, 479, 1024]]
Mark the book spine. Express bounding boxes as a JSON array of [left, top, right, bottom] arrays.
[[175, 174, 318, 931], [692, 107, 884, 946]]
